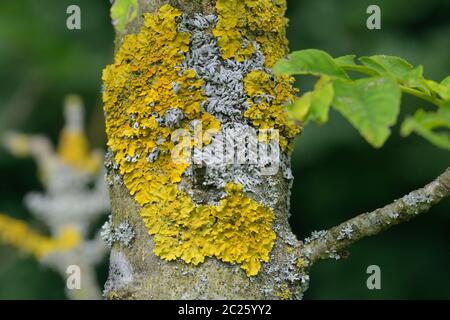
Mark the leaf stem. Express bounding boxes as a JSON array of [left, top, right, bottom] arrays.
[[340, 64, 379, 77], [399, 86, 442, 107], [340, 64, 443, 107]]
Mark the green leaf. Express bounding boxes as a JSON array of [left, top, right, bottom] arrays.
[[332, 76, 401, 148], [402, 65, 429, 93], [288, 92, 312, 123], [335, 55, 357, 66], [358, 57, 387, 75], [401, 108, 450, 150], [441, 76, 450, 89], [273, 49, 349, 79], [359, 55, 413, 81], [111, 0, 139, 33], [288, 76, 334, 125], [424, 80, 450, 101], [307, 76, 334, 124]]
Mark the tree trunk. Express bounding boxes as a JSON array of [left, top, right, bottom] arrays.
[[102, 0, 307, 299]]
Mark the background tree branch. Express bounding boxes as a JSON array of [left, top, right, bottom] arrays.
[[302, 167, 450, 265]]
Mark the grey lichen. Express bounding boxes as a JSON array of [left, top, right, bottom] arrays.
[[151, 111, 165, 126], [101, 215, 135, 248], [104, 151, 123, 186], [171, 81, 181, 94], [178, 13, 268, 121], [190, 123, 283, 193], [176, 12, 294, 211], [146, 147, 160, 163], [326, 249, 342, 260], [164, 108, 185, 128], [304, 230, 328, 244], [337, 223, 354, 241], [103, 251, 134, 297], [24, 167, 109, 235], [260, 248, 303, 298], [388, 211, 400, 219], [403, 192, 433, 209], [179, 14, 238, 119]]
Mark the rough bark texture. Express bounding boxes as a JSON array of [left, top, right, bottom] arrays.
[[105, 160, 303, 299], [103, 0, 306, 300]]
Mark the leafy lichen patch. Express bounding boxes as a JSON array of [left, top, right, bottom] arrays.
[[213, 0, 289, 67], [103, 3, 299, 276]]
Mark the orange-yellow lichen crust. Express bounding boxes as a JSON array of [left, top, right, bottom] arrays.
[[214, 0, 300, 151], [142, 183, 275, 276], [102, 5, 278, 276], [0, 214, 80, 259], [244, 70, 300, 151], [58, 129, 102, 174], [57, 94, 103, 174], [213, 0, 289, 67]]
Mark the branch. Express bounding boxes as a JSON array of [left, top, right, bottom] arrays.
[[302, 167, 450, 264]]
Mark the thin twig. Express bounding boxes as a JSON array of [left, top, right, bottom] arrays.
[[302, 167, 450, 264]]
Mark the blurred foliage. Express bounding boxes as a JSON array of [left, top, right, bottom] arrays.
[[274, 49, 450, 149], [287, 0, 450, 299], [0, 0, 449, 299], [111, 0, 139, 33], [0, 0, 112, 299]]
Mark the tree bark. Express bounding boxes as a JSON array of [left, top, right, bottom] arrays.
[[103, 0, 306, 299]]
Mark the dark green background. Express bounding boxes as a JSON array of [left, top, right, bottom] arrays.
[[0, 0, 449, 299]]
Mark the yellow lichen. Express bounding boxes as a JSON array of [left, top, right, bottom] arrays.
[[200, 112, 221, 145], [244, 70, 300, 151], [58, 94, 103, 174], [3, 133, 30, 158], [213, 0, 289, 67], [142, 182, 276, 276], [213, 0, 300, 151], [296, 257, 306, 268], [275, 283, 291, 300], [102, 5, 277, 276], [58, 131, 102, 174], [0, 214, 81, 259]]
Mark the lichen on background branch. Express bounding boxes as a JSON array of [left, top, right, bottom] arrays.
[[302, 167, 450, 265], [0, 95, 110, 300]]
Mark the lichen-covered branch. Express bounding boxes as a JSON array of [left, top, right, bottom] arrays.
[[113, 0, 217, 47], [302, 167, 450, 265], [103, 0, 307, 299], [1, 95, 110, 299]]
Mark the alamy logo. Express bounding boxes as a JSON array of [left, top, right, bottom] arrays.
[[366, 5, 381, 30], [66, 265, 81, 290], [366, 265, 381, 290], [66, 5, 81, 30], [171, 125, 281, 176]]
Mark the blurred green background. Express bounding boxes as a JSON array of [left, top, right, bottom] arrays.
[[0, 0, 449, 299]]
